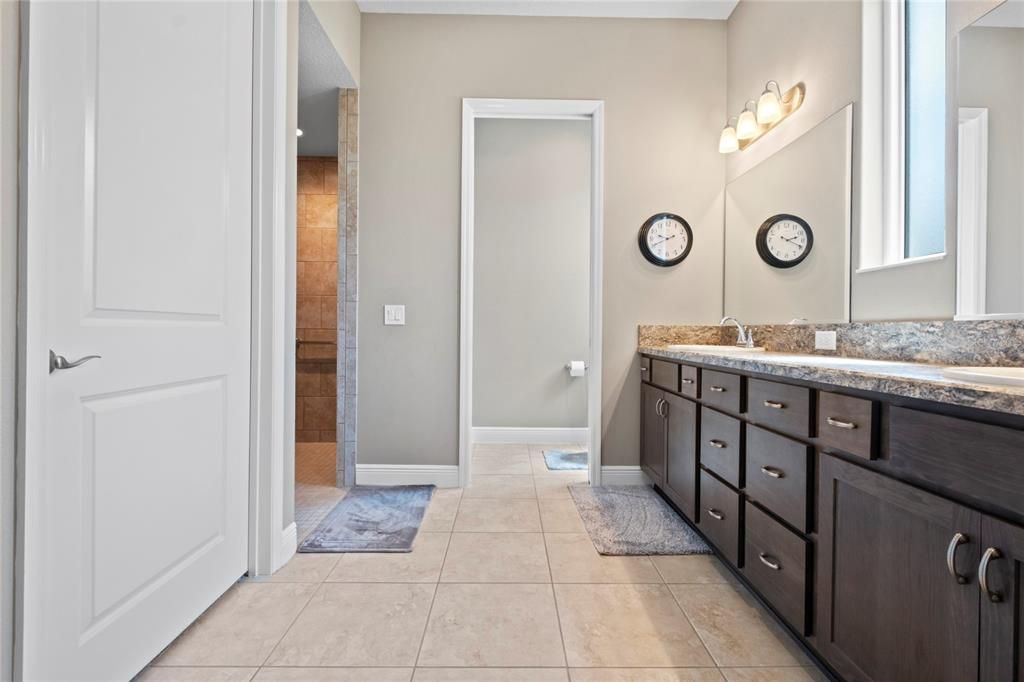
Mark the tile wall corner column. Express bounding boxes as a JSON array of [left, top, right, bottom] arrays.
[[336, 88, 358, 487]]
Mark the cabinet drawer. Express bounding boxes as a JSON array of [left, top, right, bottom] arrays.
[[650, 359, 679, 393], [699, 470, 742, 566], [679, 364, 698, 399], [702, 369, 743, 414], [743, 501, 809, 634], [640, 356, 651, 378], [745, 425, 811, 532], [747, 378, 811, 438], [889, 406, 1024, 520], [701, 407, 743, 488], [817, 391, 876, 460]]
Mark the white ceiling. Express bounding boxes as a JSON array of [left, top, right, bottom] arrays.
[[298, 0, 357, 157], [974, 0, 1024, 28], [356, 0, 739, 20]]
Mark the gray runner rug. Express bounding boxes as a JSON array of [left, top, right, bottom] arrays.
[[299, 485, 434, 553], [568, 485, 711, 556]]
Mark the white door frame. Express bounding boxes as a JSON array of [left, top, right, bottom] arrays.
[[955, 107, 991, 320], [459, 98, 604, 488]]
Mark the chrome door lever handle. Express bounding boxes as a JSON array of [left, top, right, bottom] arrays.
[[49, 350, 102, 374]]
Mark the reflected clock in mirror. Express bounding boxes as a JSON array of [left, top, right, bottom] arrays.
[[638, 213, 693, 267], [756, 214, 813, 268]]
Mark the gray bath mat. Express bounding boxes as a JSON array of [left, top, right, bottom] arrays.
[[544, 449, 588, 470], [568, 485, 711, 556], [299, 485, 434, 553]]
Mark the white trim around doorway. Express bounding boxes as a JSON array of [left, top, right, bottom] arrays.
[[458, 98, 605, 489]]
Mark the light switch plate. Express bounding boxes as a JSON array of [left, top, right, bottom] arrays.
[[815, 330, 837, 351], [384, 304, 406, 326]]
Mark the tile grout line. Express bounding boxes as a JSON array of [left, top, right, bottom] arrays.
[[411, 490, 462, 667], [254, 578, 325, 669], [666, 582, 722, 669]]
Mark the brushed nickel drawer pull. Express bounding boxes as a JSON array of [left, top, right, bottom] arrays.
[[946, 533, 969, 585], [640, 367, 649, 373], [763, 400, 785, 409], [826, 417, 857, 430], [706, 508, 725, 521], [761, 465, 785, 479], [708, 439, 726, 449], [708, 385, 726, 393], [681, 378, 694, 385], [979, 547, 1004, 603], [758, 553, 781, 571]]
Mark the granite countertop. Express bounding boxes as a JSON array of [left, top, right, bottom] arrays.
[[639, 344, 1024, 418]]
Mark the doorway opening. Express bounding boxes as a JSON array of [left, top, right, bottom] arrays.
[[459, 99, 605, 488]]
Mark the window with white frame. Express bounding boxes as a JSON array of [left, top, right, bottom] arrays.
[[867, 0, 947, 268]]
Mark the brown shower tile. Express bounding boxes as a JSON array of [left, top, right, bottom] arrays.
[[296, 362, 322, 397], [323, 159, 339, 196], [298, 158, 324, 194], [306, 194, 338, 228], [297, 296, 321, 329], [295, 397, 304, 430], [321, 362, 337, 397], [321, 295, 338, 330], [321, 228, 338, 259], [320, 430, 336, 443], [297, 228, 322, 262], [298, 262, 337, 296], [296, 193, 306, 228], [304, 397, 335, 429], [296, 430, 319, 443]]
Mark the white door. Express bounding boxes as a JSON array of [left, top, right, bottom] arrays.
[[19, 2, 254, 679]]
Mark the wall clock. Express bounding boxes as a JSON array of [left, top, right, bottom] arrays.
[[756, 213, 813, 268], [637, 213, 693, 267]]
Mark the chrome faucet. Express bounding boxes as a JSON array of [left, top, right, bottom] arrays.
[[720, 316, 754, 348]]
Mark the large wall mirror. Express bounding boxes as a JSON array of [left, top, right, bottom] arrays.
[[957, 0, 1024, 319]]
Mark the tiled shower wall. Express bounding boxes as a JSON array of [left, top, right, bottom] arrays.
[[296, 156, 339, 443], [336, 88, 358, 487]]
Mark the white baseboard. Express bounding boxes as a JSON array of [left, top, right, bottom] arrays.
[[600, 465, 650, 486], [272, 522, 297, 573], [356, 464, 461, 487], [472, 426, 589, 445]]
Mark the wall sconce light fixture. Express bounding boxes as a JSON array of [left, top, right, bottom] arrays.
[[719, 81, 805, 154]]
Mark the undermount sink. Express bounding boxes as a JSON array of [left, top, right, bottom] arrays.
[[665, 344, 766, 354], [942, 366, 1024, 387]]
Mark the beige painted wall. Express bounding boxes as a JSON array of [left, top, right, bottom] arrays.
[[473, 118, 590, 429], [359, 14, 726, 467], [309, 0, 361, 86]]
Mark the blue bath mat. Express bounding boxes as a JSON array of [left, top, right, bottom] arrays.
[[544, 450, 588, 470], [299, 485, 434, 553]]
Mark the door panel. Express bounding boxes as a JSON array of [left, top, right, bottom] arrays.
[[664, 393, 697, 520], [817, 454, 981, 682], [979, 515, 1024, 681], [640, 384, 665, 485], [21, 2, 254, 679]]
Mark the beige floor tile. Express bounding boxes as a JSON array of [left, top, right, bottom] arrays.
[[569, 670, 724, 682], [473, 443, 530, 457], [670, 583, 810, 668], [254, 668, 413, 681], [538, 498, 587, 533], [136, 668, 257, 682], [555, 583, 714, 668], [326, 532, 450, 582], [420, 490, 463, 532], [153, 583, 317, 667], [441, 532, 550, 583], [652, 554, 735, 584], [463, 474, 537, 499], [417, 584, 566, 667], [453, 498, 542, 532], [534, 475, 585, 499], [545, 533, 662, 583], [472, 453, 533, 475], [413, 669, 569, 681], [265, 583, 435, 667], [251, 553, 340, 583], [720, 668, 827, 682]]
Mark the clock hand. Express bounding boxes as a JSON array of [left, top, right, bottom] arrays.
[[649, 234, 678, 246], [779, 235, 802, 245]]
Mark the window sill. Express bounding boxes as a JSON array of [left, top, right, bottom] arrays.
[[856, 252, 946, 275]]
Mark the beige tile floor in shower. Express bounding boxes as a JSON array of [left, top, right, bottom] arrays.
[[138, 443, 824, 682]]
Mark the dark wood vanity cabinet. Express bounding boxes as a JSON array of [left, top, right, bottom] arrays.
[[640, 352, 1024, 682]]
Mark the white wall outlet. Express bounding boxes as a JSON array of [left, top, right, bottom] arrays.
[[815, 330, 837, 351], [384, 304, 406, 326]]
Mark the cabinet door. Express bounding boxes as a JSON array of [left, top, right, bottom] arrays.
[[640, 383, 666, 486], [979, 515, 1024, 681], [663, 393, 697, 520], [817, 454, 981, 682]]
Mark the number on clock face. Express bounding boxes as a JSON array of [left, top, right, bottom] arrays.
[[765, 219, 808, 262], [647, 217, 689, 261]]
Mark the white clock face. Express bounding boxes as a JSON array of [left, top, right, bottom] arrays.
[[646, 217, 690, 262], [765, 219, 810, 262]]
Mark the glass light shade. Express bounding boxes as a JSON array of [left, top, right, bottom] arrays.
[[736, 109, 758, 139], [756, 89, 782, 125], [719, 124, 739, 154]]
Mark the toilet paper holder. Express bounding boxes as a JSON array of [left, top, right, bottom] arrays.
[[565, 361, 588, 377]]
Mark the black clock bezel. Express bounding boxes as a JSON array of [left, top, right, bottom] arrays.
[[637, 213, 693, 268], [756, 213, 814, 269]]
